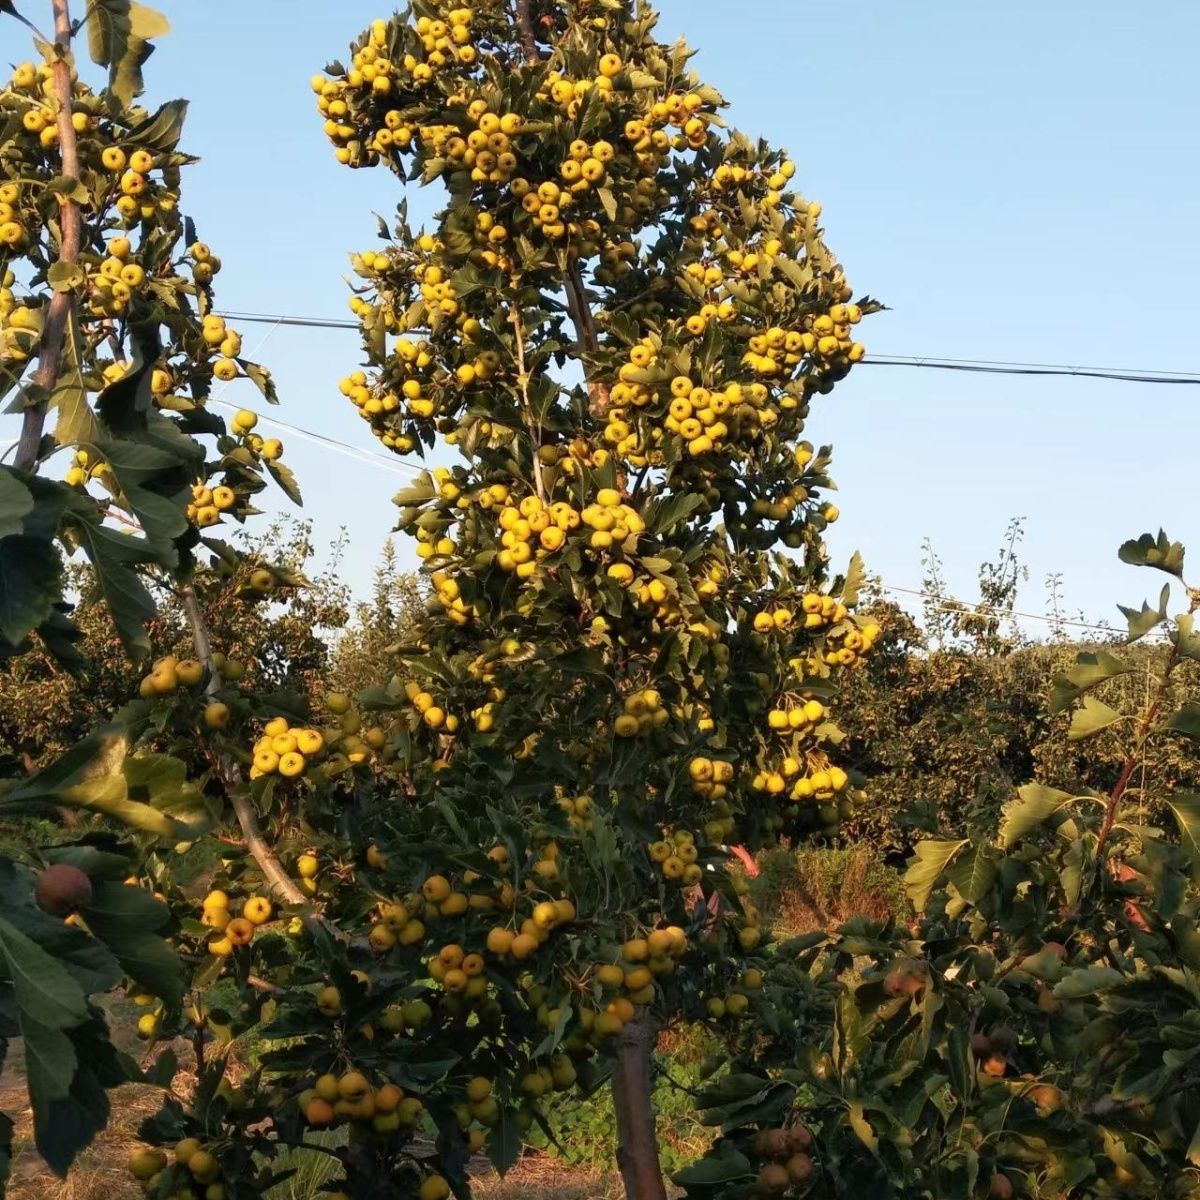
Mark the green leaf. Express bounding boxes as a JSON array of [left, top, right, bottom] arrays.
[[1165, 795, 1200, 873], [47, 262, 86, 292], [266, 459, 303, 506], [999, 783, 1074, 848], [0, 915, 89, 1032], [1118, 583, 1170, 642], [944, 841, 997, 903], [0, 534, 63, 647], [646, 491, 703, 535], [1068, 695, 1124, 742], [0, 469, 34, 538], [672, 1147, 753, 1188], [126, 98, 188, 154], [846, 1100, 879, 1153], [93, 436, 192, 544], [840, 551, 866, 607], [241, 360, 278, 404], [88, 1, 170, 105], [53, 368, 100, 447], [1167, 705, 1200, 743], [1118, 530, 1184, 577], [903, 838, 967, 912], [1052, 965, 1125, 999], [69, 521, 158, 656], [1048, 650, 1129, 714], [1173, 614, 1200, 664]]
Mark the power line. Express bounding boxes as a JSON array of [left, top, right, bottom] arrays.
[[874, 582, 1113, 635], [221, 310, 1200, 387]]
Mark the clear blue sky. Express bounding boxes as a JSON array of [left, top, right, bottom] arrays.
[[10, 2, 1200, 631]]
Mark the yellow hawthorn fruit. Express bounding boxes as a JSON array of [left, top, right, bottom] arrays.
[[136, 1011, 159, 1038], [314, 1074, 340, 1102], [204, 890, 230, 912], [189, 1151, 219, 1183], [204, 701, 231, 729], [306, 1097, 335, 1126], [316, 985, 343, 1017], [339, 1070, 371, 1099], [486, 926, 514, 955], [278, 751, 306, 778], [226, 917, 255, 946], [419, 1176, 450, 1200], [129, 1148, 167, 1181], [366, 844, 388, 868], [243, 896, 273, 925], [467, 1076, 492, 1103], [325, 692, 351, 714], [422, 874, 451, 902], [297, 853, 319, 879]]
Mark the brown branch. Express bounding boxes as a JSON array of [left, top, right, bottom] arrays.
[[611, 1016, 667, 1200], [180, 584, 307, 906], [564, 258, 611, 417], [1093, 593, 1198, 861], [514, 0, 540, 63], [16, 0, 84, 472], [509, 305, 547, 502]]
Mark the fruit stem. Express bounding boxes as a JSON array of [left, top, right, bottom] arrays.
[[180, 584, 308, 907], [611, 1015, 667, 1200], [15, 0, 84, 473]]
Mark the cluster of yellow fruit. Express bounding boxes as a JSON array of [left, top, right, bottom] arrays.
[[536, 54, 626, 119], [338, 367, 407, 449], [128, 1137, 225, 1199], [185, 479, 237, 528], [200, 889, 274, 957], [614, 687, 669, 737], [585, 925, 692, 1032], [249, 715, 326, 779], [81, 233, 150, 318], [752, 592, 849, 635], [446, 99, 525, 187], [427, 941, 489, 996], [687, 755, 738, 799], [195, 311, 242, 384], [403, 679, 460, 732], [484, 895, 576, 962], [0, 269, 42, 363], [556, 792, 594, 831], [135, 653, 241, 727], [751, 759, 850, 804], [0, 180, 28, 250], [647, 829, 704, 885], [298, 1069, 426, 1135], [64, 448, 112, 489], [766, 697, 827, 733], [314, 12, 481, 166], [294, 850, 321, 897], [821, 619, 881, 668]]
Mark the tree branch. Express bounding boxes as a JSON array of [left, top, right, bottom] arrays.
[[563, 258, 611, 417], [514, 0, 540, 63], [509, 305, 547, 503], [1093, 593, 1197, 861], [611, 1016, 667, 1200], [181, 584, 307, 906], [16, 0, 84, 472]]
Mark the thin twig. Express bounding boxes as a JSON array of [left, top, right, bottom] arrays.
[[180, 584, 307, 906], [509, 305, 547, 503], [563, 257, 611, 417], [16, 0, 84, 472], [1093, 591, 1199, 861]]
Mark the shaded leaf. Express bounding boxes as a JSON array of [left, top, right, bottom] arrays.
[[1166, 705, 1200, 744], [1166, 795, 1200, 874], [1068, 695, 1124, 742], [1048, 650, 1129, 714], [1118, 530, 1184, 577], [1117, 583, 1170, 643], [999, 784, 1074, 848], [0, 468, 34, 538], [903, 838, 967, 912]]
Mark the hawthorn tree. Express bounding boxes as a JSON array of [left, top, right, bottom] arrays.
[[675, 534, 1200, 1200], [0, 0, 305, 1187], [151, 1, 879, 1198]]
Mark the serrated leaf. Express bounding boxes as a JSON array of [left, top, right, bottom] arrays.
[[1118, 582, 1170, 642], [266, 459, 303, 505], [904, 838, 967, 912], [1048, 650, 1129, 714], [944, 841, 997, 903], [1166, 795, 1200, 873], [53, 368, 99, 447], [0, 534, 62, 647], [0, 469, 34, 538], [47, 262, 86, 292], [1068, 695, 1124, 742], [1118, 530, 1184, 577], [0, 915, 89, 1031], [68, 521, 157, 656], [241, 360, 278, 404], [999, 783, 1073, 848], [840, 551, 866, 607], [1166, 704, 1200, 743], [1174, 614, 1200, 664], [1052, 965, 1125, 999]]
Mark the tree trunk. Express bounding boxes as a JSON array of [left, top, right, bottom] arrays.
[[611, 1016, 667, 1200]]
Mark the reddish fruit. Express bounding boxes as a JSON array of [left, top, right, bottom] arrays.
[[35, 864, 93, 917]]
